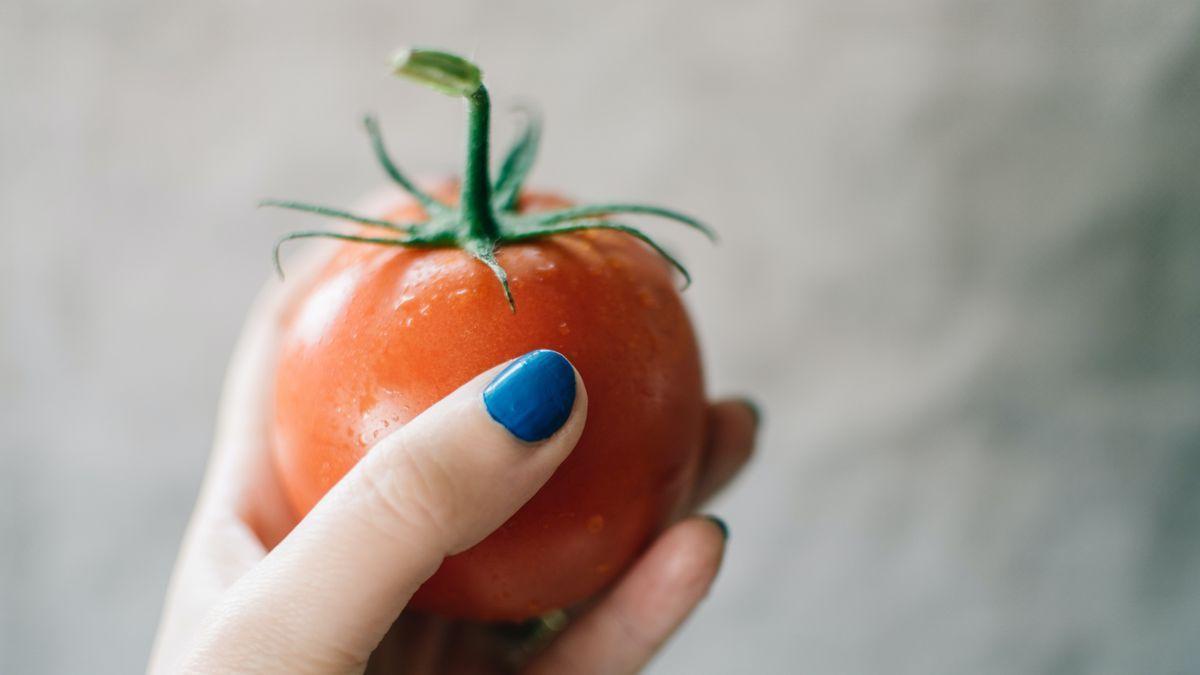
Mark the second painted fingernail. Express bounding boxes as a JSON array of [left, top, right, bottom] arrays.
[[704, 515, 730, 540], [742, 398, 762, 426], [483, 350, 577, 442]]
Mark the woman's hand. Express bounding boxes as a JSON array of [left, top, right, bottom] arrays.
[[148, 249, 758, 674]]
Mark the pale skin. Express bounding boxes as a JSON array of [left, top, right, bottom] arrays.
[[149, 245, 758, 674]]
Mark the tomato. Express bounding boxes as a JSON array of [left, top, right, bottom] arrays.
[[265, 49, 711, 621]]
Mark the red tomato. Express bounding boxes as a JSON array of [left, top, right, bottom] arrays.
[[271, 183, 706, 621]]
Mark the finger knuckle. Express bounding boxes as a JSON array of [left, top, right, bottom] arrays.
[[354, 439, 461, 547]]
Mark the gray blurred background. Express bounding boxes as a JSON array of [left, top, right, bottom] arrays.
[[4, 1, 1200, 673]]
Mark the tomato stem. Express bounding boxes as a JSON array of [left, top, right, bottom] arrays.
[[461, 85, 500, 241], [266, 47, 716, 309], [393, 48, 498, 242]]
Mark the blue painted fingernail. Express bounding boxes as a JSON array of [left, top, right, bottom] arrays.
[[704, 515, 730, 540], [483, 350, 576, 442]]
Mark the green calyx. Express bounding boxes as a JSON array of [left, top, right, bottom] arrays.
[[263, 47, 715, 311]]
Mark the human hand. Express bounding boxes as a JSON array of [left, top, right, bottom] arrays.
[[148, 248, 759, 674]]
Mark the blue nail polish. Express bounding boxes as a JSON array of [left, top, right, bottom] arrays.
[[483, 350, 576, 442], [704, 515, 730, 540]]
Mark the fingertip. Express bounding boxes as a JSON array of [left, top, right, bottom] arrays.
[[739, 398, 762, 427], [666, 517, 728, 589], [702, 514, 729, 541], [692, 400, 759, 506], [627, 517, 727, 612], [708, 399, 760, 447], [718, 398, 760, 434]]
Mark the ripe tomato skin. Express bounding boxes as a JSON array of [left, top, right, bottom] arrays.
[[271, 184, 706, 621]]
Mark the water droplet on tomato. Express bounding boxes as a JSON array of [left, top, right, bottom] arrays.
[[394, 292, 416, 309], [586, 515, 605, 534]]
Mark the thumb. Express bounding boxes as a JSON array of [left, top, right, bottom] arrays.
[[180, 350, 586, 673]]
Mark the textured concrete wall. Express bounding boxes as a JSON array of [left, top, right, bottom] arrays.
[[3, 1, 1200, 672]]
